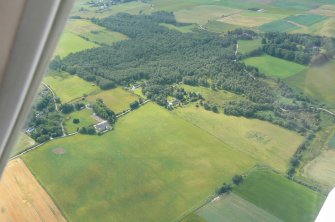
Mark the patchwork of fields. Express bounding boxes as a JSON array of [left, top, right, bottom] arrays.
[[23, 103, 257, 222], [3, 0, 335, 221]]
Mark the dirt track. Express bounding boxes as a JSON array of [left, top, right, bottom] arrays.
[[0, 158, 66, 222]]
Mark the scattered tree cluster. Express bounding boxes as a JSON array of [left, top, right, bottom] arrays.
[[262, 32, 335, 65], [92, 99, 116, 124], [25, 88, 63, 143]]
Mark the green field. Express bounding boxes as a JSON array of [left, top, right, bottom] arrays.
[[258, 20, 300, 32], [196, 193, 282, 222], [204, 21, 240, 33], [22, 103, 256, 222], [181, 85, 241, 105], [238, 39, 261, 54], [286, 14, 328, 26], [12, 133, 36, 156], [175, 5, 240, 25], [160, 23, 194, 33], [330, 134, 335, 149], [244, 55, 307, 78], [234, 170, 325, 222], [303, 149, 335, 188], [44, 72, 100, 103], [219, 12, 285, 27], [66, 19, 128, 45], [173, 105, 303, 172], [285, 61, 335, 107], [87, 88, 139, 113], [292, 17, 335, 37], [54, 32, 98, 58], [64, 109, 97, 133]]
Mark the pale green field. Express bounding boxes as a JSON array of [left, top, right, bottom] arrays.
[[175, 5, 241, 25], [44, 72, 100, 103], [12, 133, 36, 156], [204, 21, 241, 33], [234, 169, 325, 222], [160, 23, 195, 33], [173, 105, 303, 172], [22, 103, 256, 222], [309, 4, 335, 17], [292, 17, 335, 37], [87, 87, 139, 113], [64, 109, 97, 133], [65, 19, 128, 45], [196, 193, 282, 222], [244, 55, 307, 78], [285, 60, 335, 107], [54, 32, 98, 58], [238, 39, 262, 54], [219, 11, 286, 27], [303, 149, 335, 188]]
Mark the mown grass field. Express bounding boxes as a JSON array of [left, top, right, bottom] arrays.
[[160, 23, 194, 33], [175, 5, 240, 25], [173, 105, 303, 172], [258, 20, 300, 32], [285, 61, 335, 107], [234, 169, 325, 222], [22, 103, 256, 222], [66, 19, 128, 45], [219, 12, 284, 27], [12, 133, 36, 156], [244, 55, 306, 78], [303, 149, 335, 188], [292, 17, 335, 37], [64, 109, 97, 133], [196, 193, 282, 222], [44, 72, 100, 103], [286, 14, 328, 26], [87, 88, 139, 113], [238, 39, 261, 54], [204, 21, 240, 33], [53, 32, 98, 58]]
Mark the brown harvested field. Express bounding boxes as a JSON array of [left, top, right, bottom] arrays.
[[0, 158, 66, 222]]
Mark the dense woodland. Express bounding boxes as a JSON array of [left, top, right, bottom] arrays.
[[51, 12, 324, 134]]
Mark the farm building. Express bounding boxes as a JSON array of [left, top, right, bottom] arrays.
[[94, 121, 111, 133]]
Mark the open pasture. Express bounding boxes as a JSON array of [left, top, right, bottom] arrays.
[[244, 55, 306, 78], [175, 5, 240, 25], [285, 60, 335, 107], [218, 13, 275, 27], [64, 109, 97, 133], [22, 103, 256, 222], [181, 85, 241, 105], [204, 21, 240, 33], [238, 38, 262, 54], [0, 159, 66, 222], [303, 149, 335, 188], [286, 14, 328, 26], [53, 32, 97, 58], [234, 169, 325, 222], [258, 19, 300, 32], [44, 72, 100, 103], [196, 193, 282, 222], [66, 19, 128, 45], [12, 133, 36, 156], [292, 17, 335, 37], [309, 5, 335, 17], [87, 87, 139, 113], [173, 105, 303, 172]]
